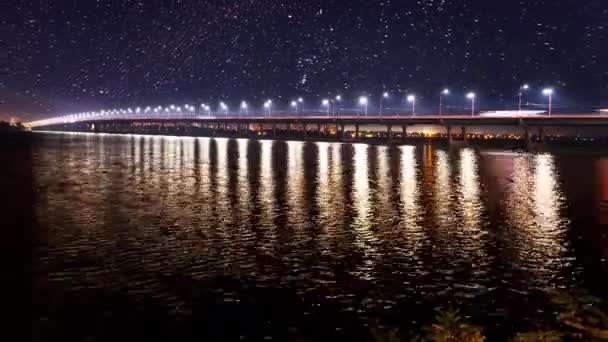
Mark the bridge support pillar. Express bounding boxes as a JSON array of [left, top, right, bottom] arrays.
[[272, 124, 277, 137], [339, 124, 345, 140], [303, 124, 307, 138], [317, 123, 322, 136], [355, 124, 360, 139], [461, 126, 467, 140], [538, 127, 545, 143], [287, 123, 291, 132], [387, 125, 393, 143], [446, 126, 453, 142], [402, 125, 407, 141]]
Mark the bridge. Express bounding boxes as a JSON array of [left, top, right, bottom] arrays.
[[28, 113, 608, 145]]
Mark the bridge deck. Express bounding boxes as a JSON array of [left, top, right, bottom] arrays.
[[30, 114, 608, 128]]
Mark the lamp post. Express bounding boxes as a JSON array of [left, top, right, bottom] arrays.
[[220, 102, 228, 117], [380, 92, 389, 116], [187, 105, 195, 118], [359, 96, 368, 116], [407, 95, 416, 116], [334, 95, 342, 116], [542, 88, 553, 116], [518, 84, 529, 112], [264, 100, 272, 117], [439, 88, 449, 116], [466, 92, 476, 117], [322, 99, 330, 116], [291, 100, 298, 114]]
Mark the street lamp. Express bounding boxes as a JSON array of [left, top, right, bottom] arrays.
[[380, 92, 389, 116], [220, 102, 228, 117], [264, 100, 272, 117], [542, 88, 553, 116], [407, 95, 416, 116], [291, 100, 298, 114], [241, 101, 248, 116], [519, 84, 530, 112], [466, 92, 476, 116], [439, 88, 449, 116], [359, 96, 368, 116], [334, 95, 342, 116], [322, 99, 330, 116]]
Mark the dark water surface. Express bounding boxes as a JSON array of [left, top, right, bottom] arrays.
[[29, 132, 607, 340]]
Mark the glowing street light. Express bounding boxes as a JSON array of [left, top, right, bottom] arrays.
[[380, 92, 389, 116], [359, 96, 368, 116], [439, 88, 449, 116], [322, 99, 330, 116], [187, 105, 195, 118], [291, 100, 298, 114], [264, 100, 272, 117], [407, 94, 416, 116], [240, 101, 248, 116], [519, 84, 530, 112], [334, 95, 342, 116], [542, 88, 554, 116], [466, 92, 476, 116], [220, 102, 228, 117]]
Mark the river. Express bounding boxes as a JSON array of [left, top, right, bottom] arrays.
[[27, 132, 607, 340]]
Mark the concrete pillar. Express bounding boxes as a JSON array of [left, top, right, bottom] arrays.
[[272, 124, 277, 137], [287, 123, 292, 131], [538, 127, 545, 143], [317, 123, 322, 136], [387, 125, 393, 143], [339, 124, 345, 140], [402, 125, 407, 140], [447, 126, 453, 142], [303, 124, 307, 138], [524, 126, 530, 142], [247, 123, 251, 132], [461, 126, 467, 140], [355, 124, 360, 139]]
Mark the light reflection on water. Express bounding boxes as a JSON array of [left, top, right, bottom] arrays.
[[30, 132, 606, 334]]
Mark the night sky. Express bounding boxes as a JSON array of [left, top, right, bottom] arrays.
[[4, 0, 607, 121]]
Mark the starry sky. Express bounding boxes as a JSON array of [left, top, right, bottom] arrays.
[[3, 0, 607, 121]]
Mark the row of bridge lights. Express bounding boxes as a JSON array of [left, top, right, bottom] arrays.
[[347, 85, 553, 117], [34, 86, 555, 126]]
